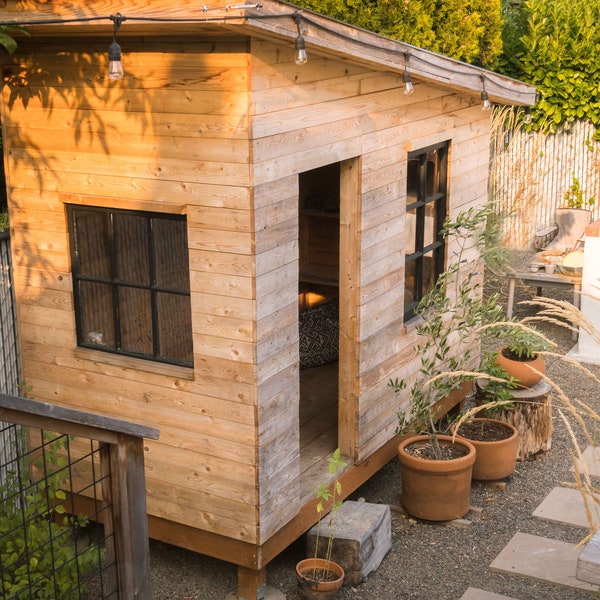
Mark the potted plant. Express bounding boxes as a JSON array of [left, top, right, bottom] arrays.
[[296, 448, 346, 598], [492, 324, 551, 388], [445, 355, 519, 480], [545, 174, 594, 253], [391, 205, 512, 520]]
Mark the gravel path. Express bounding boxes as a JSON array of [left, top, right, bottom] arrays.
[[150, 259, 600, 599]]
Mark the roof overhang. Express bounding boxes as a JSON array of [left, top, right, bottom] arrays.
[[0, 0, 535, 106]]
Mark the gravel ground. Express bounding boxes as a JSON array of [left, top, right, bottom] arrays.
[[150, 255, 600, 600]]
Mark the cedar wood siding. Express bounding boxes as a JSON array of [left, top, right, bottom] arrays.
[[2, 29, 490, 549]]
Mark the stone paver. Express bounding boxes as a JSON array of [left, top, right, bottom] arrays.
[[533, 486, 599, 529], [490, 532, 598, 593], [571, 446, 600, 478], [459, 587, 516, 600]]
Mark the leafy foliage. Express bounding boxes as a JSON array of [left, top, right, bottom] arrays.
[[296, 0, 503, 68], [500, 0, 600, 134], [1, 431, 101, 598], [391, 204, 549, 458], [563, 175, 596, 210]]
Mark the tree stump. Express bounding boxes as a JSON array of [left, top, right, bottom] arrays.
[[475, 379, 553, 461]]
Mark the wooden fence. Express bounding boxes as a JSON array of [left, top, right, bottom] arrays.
[[0, 393, 159, 599], [490, 116, 600, 249]]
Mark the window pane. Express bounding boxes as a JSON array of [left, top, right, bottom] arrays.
[[153, 219, 190, 291], [118, 287, 152, 355], [76, 210, 111, 278], [114, 214, 150, 285], [79, 282, 115, 348], [404, 259, 417, 310], [156, 292, 193, 363], [422, 250, 435, 297], [423, 202, 438, 247], [405, 207, 417, 255], [426, 149, 440, 196], [406, 157, 420, 205]]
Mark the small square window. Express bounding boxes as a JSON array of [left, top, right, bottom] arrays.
[[67, 206, 193, 367]]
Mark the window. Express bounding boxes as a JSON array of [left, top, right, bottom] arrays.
[[404, 142, 449, 322], [67, 206, 193, 367]]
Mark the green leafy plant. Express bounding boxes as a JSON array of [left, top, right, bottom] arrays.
[[0, 212, 8, 233], [295, 0, 502, 68], [504, 0, 600, 134], [499, 324, 551, 360], [310, 448, 347, 580], [1, 431, 102, 598], [564, 175, 596, 210], [0, 25, 28, 56]]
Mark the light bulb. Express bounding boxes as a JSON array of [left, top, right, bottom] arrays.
[[295, 35, 307, 65], [481, 90, 491, 111], [108, 40, 124, 80], [403, 71, 414, 95], [524, 107, 532, 124]]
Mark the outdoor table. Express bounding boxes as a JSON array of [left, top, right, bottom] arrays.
[[506, 270, 582, 340]]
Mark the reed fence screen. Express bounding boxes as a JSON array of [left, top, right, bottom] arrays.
[[490, 115, 600, 250]]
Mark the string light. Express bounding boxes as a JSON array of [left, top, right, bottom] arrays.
[[293, 12, 307, 65], [480, 76, 491, 111], [524, 106, 532, 124], [402, 53, 414, 95], [107, 13, 125, 80], [0, 7, 534, 101]]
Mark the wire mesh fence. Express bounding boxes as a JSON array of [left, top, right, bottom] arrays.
[[0, 231, 20, 396], [0, 423, 118, 599]]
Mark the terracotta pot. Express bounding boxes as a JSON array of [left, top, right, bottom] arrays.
[[296, 558, 344, 599], [451, 418, 518, 481], [494, 347, 545, 388], [397, 434, 476, 521]]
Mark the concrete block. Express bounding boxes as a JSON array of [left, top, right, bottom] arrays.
[[306, 501, 391, 586]]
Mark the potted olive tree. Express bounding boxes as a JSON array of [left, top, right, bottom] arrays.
[[392, 205, 511, 520], [391, 203, 553, 514]]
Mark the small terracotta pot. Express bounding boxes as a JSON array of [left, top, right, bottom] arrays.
[[397, 434, 476, 521], [296, 558, 344, 599], [494, 348, 545, 388], [451, 418, 519, 480]]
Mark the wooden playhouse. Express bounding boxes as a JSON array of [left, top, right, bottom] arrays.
[[0, 1, 535, 597]]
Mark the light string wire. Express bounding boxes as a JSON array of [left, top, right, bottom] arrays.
[[0, 7, 533, 102], [297, 11, 533, 98]]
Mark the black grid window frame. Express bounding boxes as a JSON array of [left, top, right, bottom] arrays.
[[66, 205, 193, 368], [404, 142, 449, 322]]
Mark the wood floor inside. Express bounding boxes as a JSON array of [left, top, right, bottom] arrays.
[[299, 361, 340, 502]]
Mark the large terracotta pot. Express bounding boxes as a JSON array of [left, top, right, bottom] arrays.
[[451, 418, 518, 481], [296, 558, 344, 599], [494, 347, 545, 388], [397, 434, 476, 521]]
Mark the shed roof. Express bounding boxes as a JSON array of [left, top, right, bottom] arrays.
[[0, 0, 535, 106]]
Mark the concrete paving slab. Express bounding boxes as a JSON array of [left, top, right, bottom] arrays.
[[570, 446, 600, 478], [459, 587, 516, 600], [533, 486, 599, 529], [490, 532, 598, 593]]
